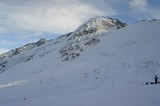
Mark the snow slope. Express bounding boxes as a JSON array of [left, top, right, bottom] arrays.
[[0, 17, 160, 106]]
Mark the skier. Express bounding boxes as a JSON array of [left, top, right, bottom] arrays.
[[154, 75, 159, 84]]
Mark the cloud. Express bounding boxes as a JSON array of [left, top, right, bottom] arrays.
[[0, 38, 19, 50], [0, 27, 8, 34], [0, 0, 117, 35], [129, 0, 160, 19], [129, 0, 148, 10], [0, 40, 17, 46]]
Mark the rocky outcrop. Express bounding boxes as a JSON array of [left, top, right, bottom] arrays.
[[60, 16, 127, 61], [67, 16, 127, 40]]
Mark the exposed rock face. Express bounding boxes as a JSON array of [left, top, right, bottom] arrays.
[[0, 38, 46, 60], [67, 16, 127, 40], [36, 38, 46, 46], [60, 16, 127, 61]]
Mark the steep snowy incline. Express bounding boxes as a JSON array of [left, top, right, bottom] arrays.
[[0, 18, 160, 106]]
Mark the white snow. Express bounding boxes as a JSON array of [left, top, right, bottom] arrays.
[[0, 18, 160, 106]]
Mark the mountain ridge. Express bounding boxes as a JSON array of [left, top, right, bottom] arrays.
[[0, 16, 127, 72]]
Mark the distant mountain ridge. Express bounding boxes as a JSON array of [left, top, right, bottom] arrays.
[[0, 38, 46, 60]]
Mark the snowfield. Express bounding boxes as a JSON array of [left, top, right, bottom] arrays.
[[0, 17, 160, 106]]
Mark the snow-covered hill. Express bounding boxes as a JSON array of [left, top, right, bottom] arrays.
[[0, 17, 160, 106], [0, 16, 127, 72]]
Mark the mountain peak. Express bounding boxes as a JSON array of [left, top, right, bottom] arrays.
[[82, 16, 127, 30], [68, 16, 127, 40], [59, 17, 127, 61]]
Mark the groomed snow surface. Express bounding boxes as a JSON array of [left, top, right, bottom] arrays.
[[0, 19, 160, 106]]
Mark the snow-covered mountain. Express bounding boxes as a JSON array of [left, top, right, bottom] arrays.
[[0, 17, 160, 106], [0, 16, 127, 72], [67, 16, 127, 40]]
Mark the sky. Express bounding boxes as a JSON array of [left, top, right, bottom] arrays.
[[0, 0, 160, 54]]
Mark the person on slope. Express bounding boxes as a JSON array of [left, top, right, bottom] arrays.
[[154, 75, 159, 84]]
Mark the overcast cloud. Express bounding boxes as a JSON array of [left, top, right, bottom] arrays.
[[0, 0, 160, 54], [0, 0, 116, 34], [129, 0, 160, 19]]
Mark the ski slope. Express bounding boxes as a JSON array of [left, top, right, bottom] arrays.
[[0, 18, 160, 106]]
